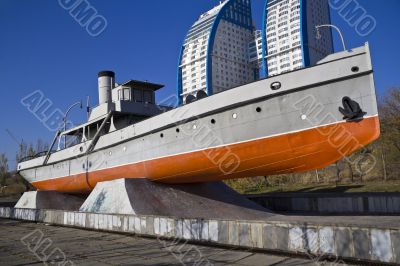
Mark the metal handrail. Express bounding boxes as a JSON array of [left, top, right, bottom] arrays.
[[316, 24, 347, 51], [63, 101, 82, 149], [86, 111, 113, 154], [43, 130, 61, 165], [19, 151, 50, 163]]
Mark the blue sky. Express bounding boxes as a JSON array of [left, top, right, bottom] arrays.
[[0, 0, 399, 168]]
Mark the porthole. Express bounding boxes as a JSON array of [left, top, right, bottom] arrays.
[[351, 66, 359, 73], [123, 146, 127, 152], [160, 133, 164, 138], [79, 146, 83, 152], [232, 113, 238, 119], [301, 114, 307, 120], [192, 124, 197, 130], [176, 128, 180, 133], [270, 81, 281, 90], [211, 119, 216, 124], [109, 151, 112, 156], [256, 107, 262, 113]]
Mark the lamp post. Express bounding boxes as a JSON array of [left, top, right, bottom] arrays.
[[316, 24, 347, 51], [63, 101, 82, 149]]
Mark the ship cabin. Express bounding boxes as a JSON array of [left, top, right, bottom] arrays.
[[58, 71, 171, 150]]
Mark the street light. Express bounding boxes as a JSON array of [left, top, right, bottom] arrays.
[[316, 24, 347, 51], [63, 101, 82, 148]]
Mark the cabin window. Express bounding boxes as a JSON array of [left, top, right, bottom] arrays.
[[118, 88, 131, 101], [123, 88, 131, 101], [144, 90, 153, 104], [133, 89, 143, 102], [62, 129, 83, 149]]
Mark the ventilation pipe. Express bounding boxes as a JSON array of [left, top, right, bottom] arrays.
[[98, 71, 115, 105]]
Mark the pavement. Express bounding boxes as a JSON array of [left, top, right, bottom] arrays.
[[0, 219, 347, 266]]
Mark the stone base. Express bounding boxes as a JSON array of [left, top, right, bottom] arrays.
[[15, 191, 85, 211], [2, 207, 399, 265], [79, 178, 273, 219]]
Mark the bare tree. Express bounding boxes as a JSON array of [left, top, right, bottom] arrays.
[[379, 87, 400, 180], [15, 141, 28, 165], [35, 139, 49, 153], [27, 143, 35, 157], [380, 88, 400, 153], [0, 154, 9, 187]]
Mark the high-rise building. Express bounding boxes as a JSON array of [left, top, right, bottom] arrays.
[[177, 0, 258, 105], [248, 30, 264, 67], [261, 0, 333, 76]]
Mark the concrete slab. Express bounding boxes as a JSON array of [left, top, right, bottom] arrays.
[[276, 226, 289, 251], [80, 178, 273, 219], [15, 191, 85, 211], [352, 229, 371, 260], [218, 220, 229, 244], [391, 231, 400, 264], [263, 224, 278, 250], [335, 227, 352, 258]]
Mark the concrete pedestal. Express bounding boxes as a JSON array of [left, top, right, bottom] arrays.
[[15, 191, 85, 211], [80, 178, 273, 220]]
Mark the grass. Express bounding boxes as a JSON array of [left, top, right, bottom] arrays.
[[231, 180, 400, 195]]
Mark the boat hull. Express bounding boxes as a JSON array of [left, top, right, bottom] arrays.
[[30, 115, 379, 193]]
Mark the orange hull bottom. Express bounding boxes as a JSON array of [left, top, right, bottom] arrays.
[[32, 116, 380, 193]]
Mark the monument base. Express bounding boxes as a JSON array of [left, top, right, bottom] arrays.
[[80, 178, 273, 220], [15, 191, 85, 211]]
